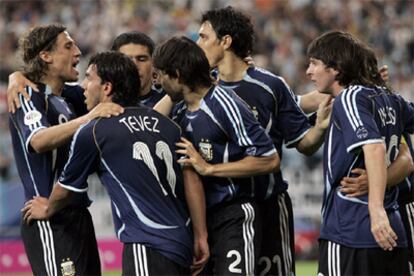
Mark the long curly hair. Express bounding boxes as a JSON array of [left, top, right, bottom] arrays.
[[19, 24, 66, 82]]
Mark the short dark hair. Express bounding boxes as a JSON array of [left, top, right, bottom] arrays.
[[201, 6, 255, 59], [307, 30, 385, 88], [111, 31, 155, 56], [88, 51, 140, 106], [19, 24, 66, 82], [153, 36, 213, 91]]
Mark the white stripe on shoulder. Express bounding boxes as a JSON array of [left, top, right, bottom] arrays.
[[341, 86, 362, 131], [346, 139, 384, 153], [214, 86, 252, 146], [243, 73, 276, 100], [58, 182, 88, 193]]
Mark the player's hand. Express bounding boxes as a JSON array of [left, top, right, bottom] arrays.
[[176, 137, 213, 176], [85, 102, 124, 121], [369, 207, 397, 251], [7, 71, 39, 113], [244, 56, 254, 66], [340, 168, 369, 197], [191, 235, 209, 276], [21, 196, 50, 224], [379, 65, 389, 82], [315, 96, 333, 130]]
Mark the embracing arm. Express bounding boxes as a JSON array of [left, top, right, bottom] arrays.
[[363, 143, 397, 251], [31, 103, 123, 153], [154, 95, 174, 116], [298, 90, 331, 114], [341, 142, 414, 196], [7, 71, 38, 113], [296, 96, 332, 155], [176, 137, 280, 178]]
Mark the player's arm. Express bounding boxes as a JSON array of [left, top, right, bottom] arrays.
[[341, 141, 414, 197], [7, 71, 39, 113], [154, 94, 174, 116], [363, 143, 397, 251], [30, 102, 123, 153], [295, 95, 333, 155], [21, 184, 73, 223], [182, 167, 209, 274], [298, 90, 331, 114], [176, 137, 280, 178]]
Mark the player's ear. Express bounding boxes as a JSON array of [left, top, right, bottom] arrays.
[[221, 35, 232, 50], [103, 82, 113, 96], [39, 51, 53, 63]]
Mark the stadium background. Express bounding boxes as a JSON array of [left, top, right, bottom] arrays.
[[0, 0, 412, 274]]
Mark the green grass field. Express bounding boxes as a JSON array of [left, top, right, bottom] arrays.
[[100, 260, 318, 276]]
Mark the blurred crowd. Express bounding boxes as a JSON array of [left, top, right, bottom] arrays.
[[0, 0, 413, 183]]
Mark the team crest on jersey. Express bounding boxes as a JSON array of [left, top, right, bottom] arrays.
[[251, 106, 259, 120], [199, 139, 213, 161], [24, 110, 42, 126], [60, 258, 75, 276], [356, 126, 368, 139]]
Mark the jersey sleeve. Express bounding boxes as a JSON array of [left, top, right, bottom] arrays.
[[10, 87, 49, 152], [273, 77, 311, 147], [335, 87, 383, 153], [214, 87, 277, 157], [58, 122, 99, 192]]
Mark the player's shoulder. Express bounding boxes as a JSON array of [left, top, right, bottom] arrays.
[[63, 82, 83, 94], [245, 66, 288, 88], [337, 85, 368, 103]]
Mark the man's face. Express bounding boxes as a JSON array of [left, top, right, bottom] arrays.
[[81, 64, 105, 111], [118, 43, 153, 95], [306, 57, 338, 94], [197, 21, 225, 68], [48, 31, 81, 82], [157, 71, 183, 102]]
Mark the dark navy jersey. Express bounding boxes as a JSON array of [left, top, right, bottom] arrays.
[[139, 85, 166, 108], [172, 85, 277, 208], [58, 107, 192, 267], [219, 66, 310, 197], [9, 83, 90, 207], [321, 85, 414, 248], [61, 83, 88, 116]]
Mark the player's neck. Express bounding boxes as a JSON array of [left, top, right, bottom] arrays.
[[140, 82, 152, 97], [332, 83, 344, 98], [184, 85, 211, 112], [40, 74, 65, 96], [218, 53, 248, 82]]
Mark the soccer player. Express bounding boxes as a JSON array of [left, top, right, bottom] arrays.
[[8, 31, 165, 111], [196, 6, 331, 275], [340, 135, 414, 273], [9, 24, 122, 276], [153, 36, 280, 275], [111, 31, 165, 107], [306, 30, 414, 275], [22, 51, 209, 275]]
